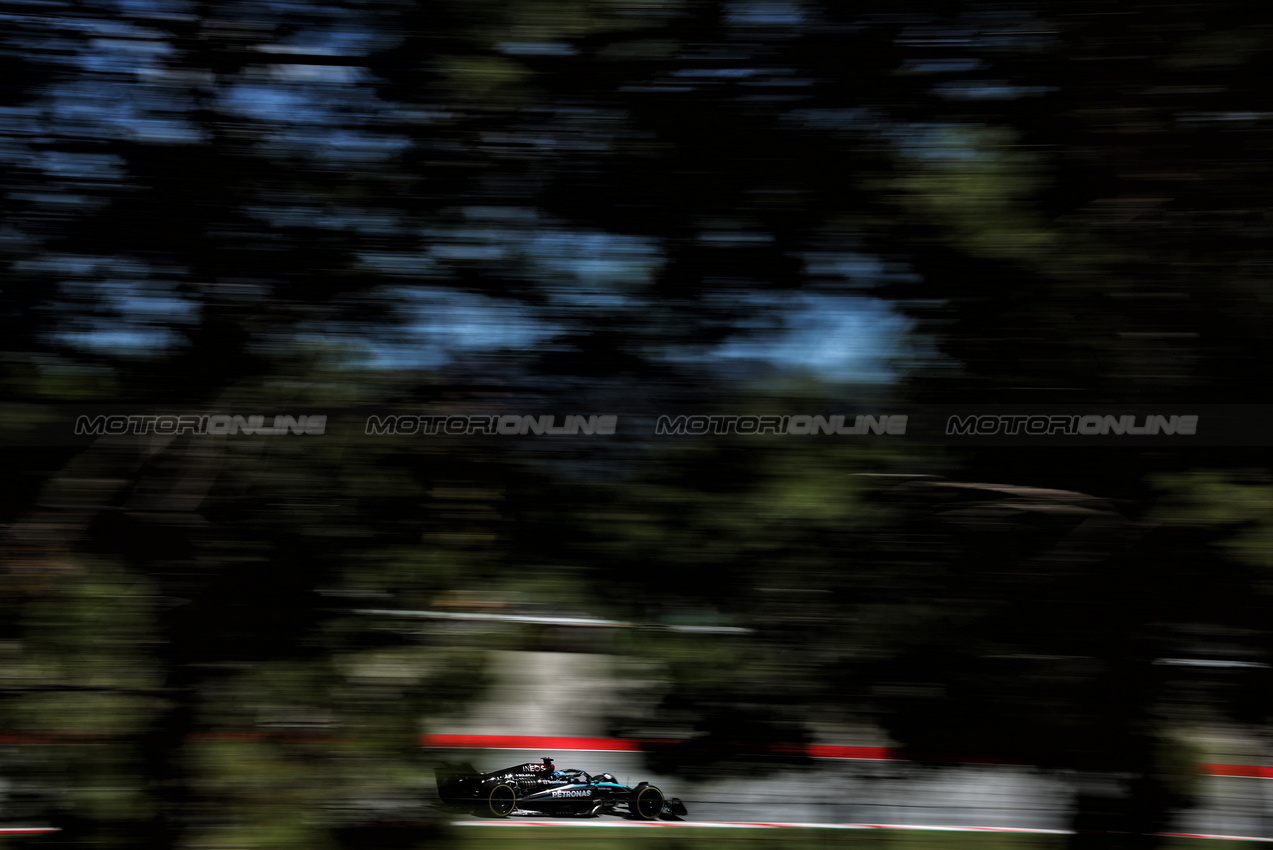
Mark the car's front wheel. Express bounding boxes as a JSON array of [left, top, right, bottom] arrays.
[[633, 785, 664, 820], [487, 784, 517, 817]]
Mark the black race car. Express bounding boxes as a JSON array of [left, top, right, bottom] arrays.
[[434, 757, 688, 820]]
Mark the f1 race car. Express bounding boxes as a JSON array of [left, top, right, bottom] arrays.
[[434, 757, 688, 820]]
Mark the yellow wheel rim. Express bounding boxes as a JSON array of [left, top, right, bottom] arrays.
[[635, 786, 663, 820], [489, 784, 516, 817]]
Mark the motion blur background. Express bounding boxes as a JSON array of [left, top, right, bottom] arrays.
[[3, 0, 1273, 847]]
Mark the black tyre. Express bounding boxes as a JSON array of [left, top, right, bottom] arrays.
[[633, 785, 664, 820], [488, 784, 516, 817]]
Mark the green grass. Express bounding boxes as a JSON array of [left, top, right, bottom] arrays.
[[450, 825, 1269, 850]]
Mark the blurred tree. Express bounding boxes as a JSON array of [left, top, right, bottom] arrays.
[[3, 0, 1273, 848], [877, 1, 1273, 404]]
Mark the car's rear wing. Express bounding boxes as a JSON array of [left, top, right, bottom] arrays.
[[433, 761, 480, 802]]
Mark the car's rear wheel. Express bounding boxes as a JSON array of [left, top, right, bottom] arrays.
[[633, 785, 664, 820], [488, 784, 516, 817]]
